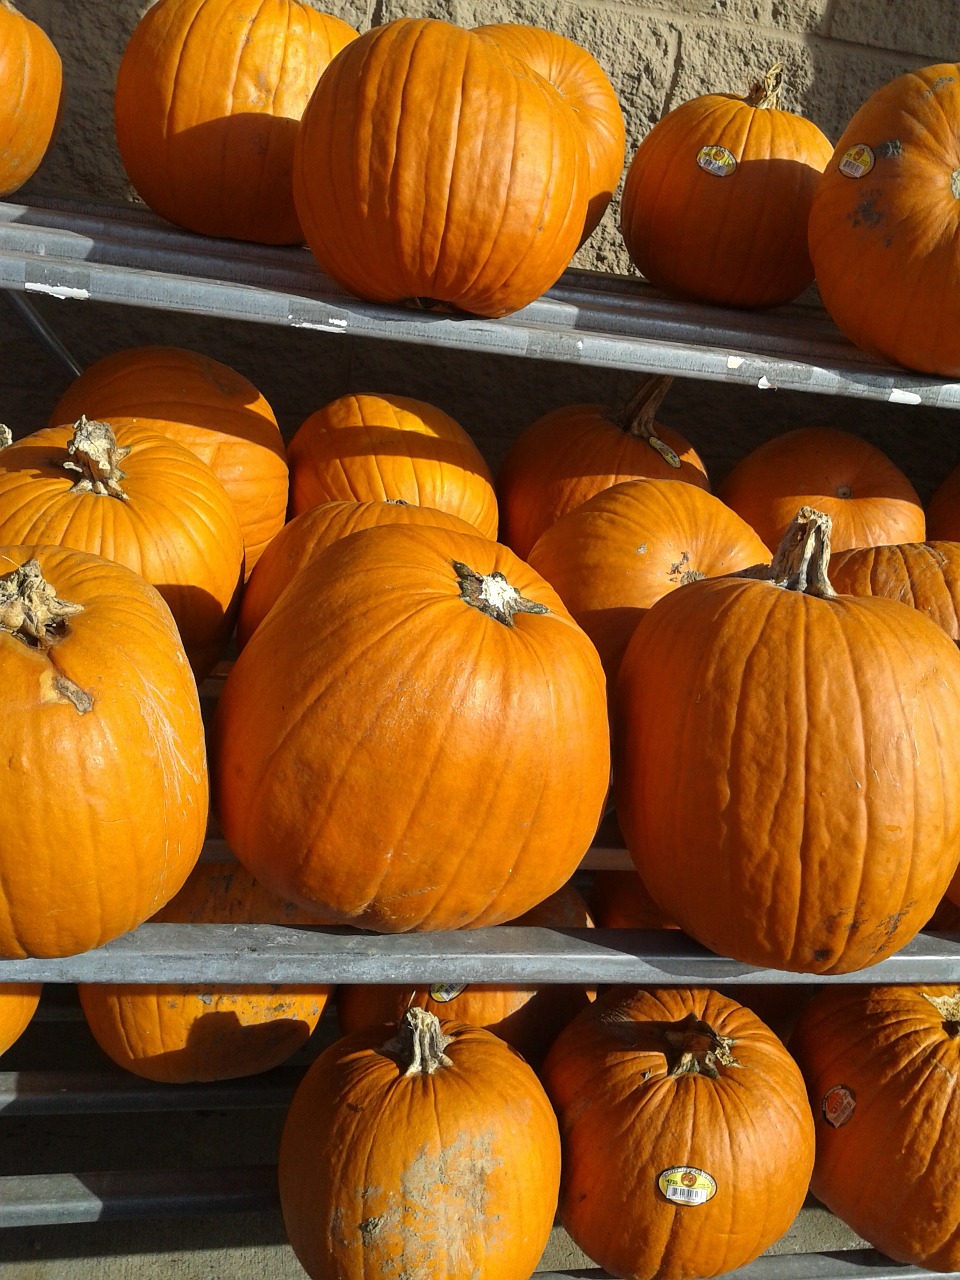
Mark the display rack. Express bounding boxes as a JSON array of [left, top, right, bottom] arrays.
[[1, 195, 958, 1277]]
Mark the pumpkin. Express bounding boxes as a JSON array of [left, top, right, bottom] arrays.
[[0, 1, 61, 197], [829, 540, 960, 643], [337, 883, 593, 1070], [0, 983, 42, 1056], [791, 984, 960, 1268], [0, 417, 244, 677], [214, 523, 611, 932], [0, 546, 207, 959], [49, 346, 288, 578], [718, 426, 924, 553], [114, 0, 358, 244], [541, 985, 815, 1280], [589, 869, 676, 930], [291, 16, 590, 318], [527, 477, 769, 687], [279, 1006, 561, 1280], [614, 507, 960, 974], [808, 64, 960, 376], [77, 862, 332, 1083], [287, 392, 498, 536], [620, 64, 833, 308], [497, 375, 709, 560], [926, 461, 960, 542], [473, 23, 625, 242], [237, 499, 481, 647]]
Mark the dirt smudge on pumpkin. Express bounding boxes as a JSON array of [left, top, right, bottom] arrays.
[[849, 190, 884, 229]]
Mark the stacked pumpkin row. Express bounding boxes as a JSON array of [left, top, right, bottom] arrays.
[[5, 1, 960, 374]]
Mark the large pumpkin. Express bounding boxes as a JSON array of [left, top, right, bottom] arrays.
[[0, 417, 244, 677], [0, 546, 207, 958], [541, 986, 815, 1280], [829, 540, 960, 644], [809, 64, 960, 376], [114, 0, 358, 243], [287, 392, 498, 536], [78, 862, 332, 1083], [718, 426, 924, 553], [214, 523, 611, 932], [50, 346, 288, 578], [279, 1007, 561, 1280], [791, 984, 960, 1268], [292, 16, 590, 317], [926, 461, 960, 542], [620, 64, 833, 308], [0, 983, 42, 1056], [0, 1, 61, 197], [614, 507, 960, 974], [497, 375, 709, 560]]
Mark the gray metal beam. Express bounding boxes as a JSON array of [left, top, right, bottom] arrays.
[[0, 1069, 305, 1115]]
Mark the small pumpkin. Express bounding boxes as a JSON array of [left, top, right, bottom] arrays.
[[542, 985, 815, 1280], [114, 0, 358, 243], [50, 346, 288, 578], [0, 1, 62, 197], [620, 64, 833, 308], [0, 983, 42, 1057], [829, 540, 960, 644], [718, 426, 925, 553], [279, 1006, 561, 1280], [0, 547, 207, 959], [497, 375, 709, 560], [78, 862, 333, 1083], [287, 392, 498, 536]]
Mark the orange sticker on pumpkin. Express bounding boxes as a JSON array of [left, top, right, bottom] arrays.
[[821, 1084, 856, 1128]]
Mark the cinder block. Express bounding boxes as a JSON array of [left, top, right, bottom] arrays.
[[828, 0, 960, 58]]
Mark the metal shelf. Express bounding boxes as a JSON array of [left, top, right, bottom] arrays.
[[2, 196, 959, 406]]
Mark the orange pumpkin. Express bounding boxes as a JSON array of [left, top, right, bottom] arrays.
[[78, 862, 332, 1083], [621, 65, 833, 308], [926, 462, 960, 542], [809, 64, 960, 376], [279, 1007, 561, 1280], [214, 523, 610, 932], [292, 17, 590, 317], [718, 426, 924, 553], [0, 417, 244, 677], [0, 546, 207, 958], [0, 1, 62, 197], [287, 392, 498, 536], [50, 346, 288, 578], [542, 986, 815, 1280], [0, 983, 42, 1056], [497, 375, 709, 560], [114, 0, 358, 243], [589, 869, 676, 930], [829, 540, 960, 643]]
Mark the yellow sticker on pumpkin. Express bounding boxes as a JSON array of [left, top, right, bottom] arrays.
[[429, 983, 468, 1003], [697, 145, 737, 177], [658, 1166, 717, 1205], [839, 145, 875, 178]]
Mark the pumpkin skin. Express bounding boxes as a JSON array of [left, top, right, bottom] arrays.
[[614, 508, 960, 974], [287, 392, 498, 536], [292, 17, 590, 318], [829, 540, 960, 644], [808, 64, 960, 377], [114, 0, 358, 244], [77, 862, 332, 1083], [926, 462, 960, 542], [620, 65, 833, 308], [791, 984, 960, 1269], [279, 1007, 561, 1280], [0, 1, 62, 197], [542, 986, 815, 1280], [0, 418, 244, 678], [473, 23, 625, 243], [237, 499, 481, 647], [718, 426, 924, 553], [528, 477, 769, 687], [337, 883, 593, 1071], [589, 870, 676, 930], [214, 523, 611, 932], [0, 546, 208, 959], [0, 984, 42, 1056], [498, 376, 709, 560], [49, 346, 288, 578]]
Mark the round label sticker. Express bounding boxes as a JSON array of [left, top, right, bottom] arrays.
[[821, 1084, 856, 1128], [839, 145, 875, 178], [428, 983, 467, 1003], [658, 1166, 717, 1206], [697, 145, 737, 177]]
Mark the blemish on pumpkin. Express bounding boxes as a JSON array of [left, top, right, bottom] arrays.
[[952, 168, 960, 200], [359, 1214, 385, 1241], [39, 668, 93, 714], [876, 138, 902, 159], [926, 76, 955, 94]]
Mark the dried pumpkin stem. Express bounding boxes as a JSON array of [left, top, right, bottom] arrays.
[[924, 991, 960, 1037], [0, 558, 83, 648], [454, 560, 549, 626], [746, 63, 785, 109], [0, 425, 11, 449], [383, 1006, 453, 1077], [765, 505, 837, 598], [62, 416, 131, 500], [614, 375, 681, 468], [661, 1012, 741, 1079]]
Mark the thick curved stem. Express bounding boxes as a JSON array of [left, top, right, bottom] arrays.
[[765, 506, 837, 598], [383, 1006, 453, 1077], [63, 416, 130, 500], [745, 63, 785, 109]]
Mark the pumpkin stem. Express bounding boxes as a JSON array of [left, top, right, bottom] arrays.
[[661, 1012, 741, 1079], [763, 506, 837, 598], [62, 416, 131, 501], [0, 558, 83, 650], [383, 1006, 453, 1077], [924, 991, 960, 1037], [613, 375, 681, 468], [454, 560, 549, 626], [745, 63, 785, 109], [0, 425, 11, 449]]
